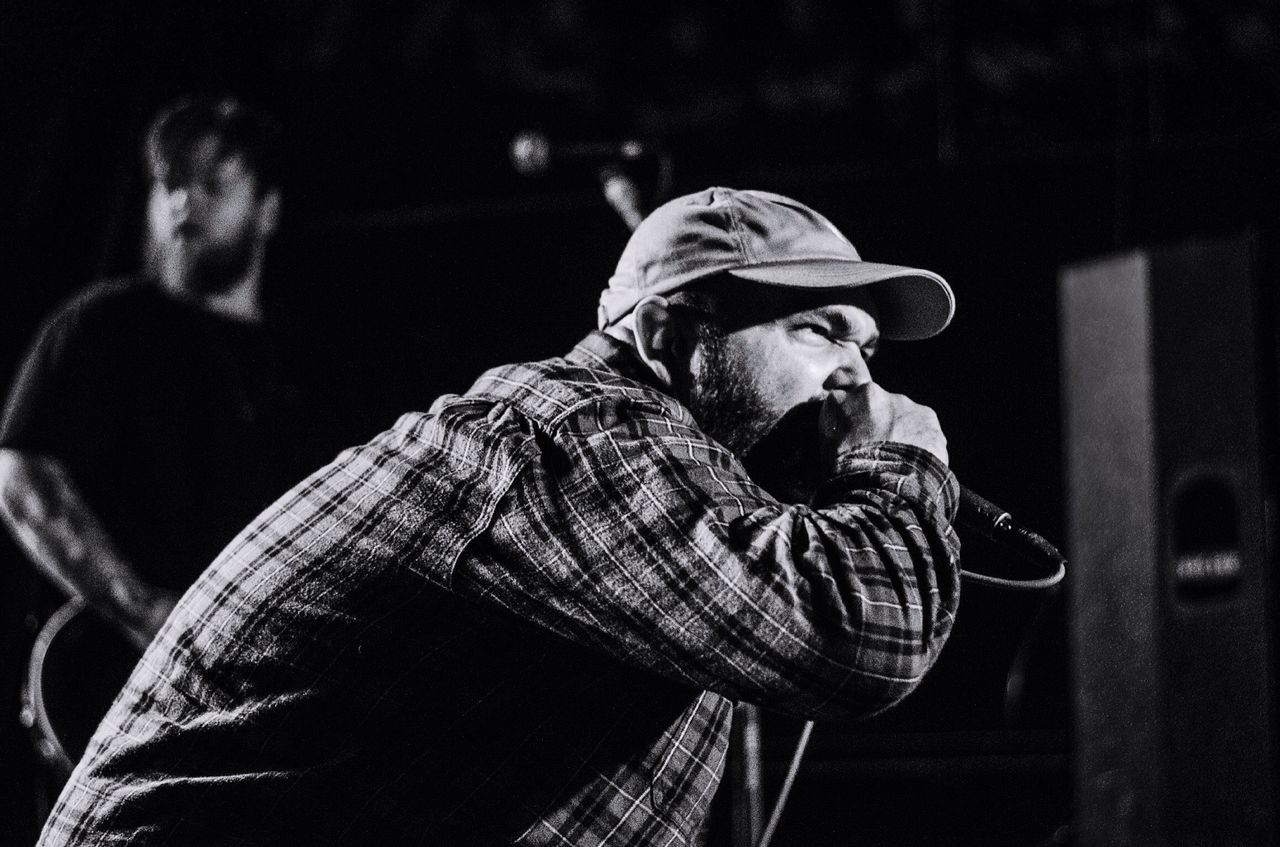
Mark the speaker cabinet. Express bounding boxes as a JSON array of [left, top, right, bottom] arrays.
[[1059, 235, 1276, 845]]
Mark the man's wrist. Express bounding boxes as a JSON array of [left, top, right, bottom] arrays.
[[815, 441, 960, 520], [108, 577, 157, 621]]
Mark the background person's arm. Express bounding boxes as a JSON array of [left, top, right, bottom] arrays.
[[0, 448, 178, 650]]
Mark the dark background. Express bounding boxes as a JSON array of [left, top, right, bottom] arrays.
[[3, 1, 1279, 844]]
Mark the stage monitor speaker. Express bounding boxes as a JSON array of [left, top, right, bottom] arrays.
[[1060, 234, 1276, 846]]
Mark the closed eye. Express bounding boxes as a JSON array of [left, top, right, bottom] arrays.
[[793, 323, 838, 346], [791, 307, 880, 357]]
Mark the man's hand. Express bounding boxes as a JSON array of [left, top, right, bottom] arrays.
[[820, 382, 948, 467]]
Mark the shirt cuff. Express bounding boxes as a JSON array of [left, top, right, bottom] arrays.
[[813, 441, 959, 523]]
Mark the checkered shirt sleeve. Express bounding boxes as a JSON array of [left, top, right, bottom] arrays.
[[36, 332, 960, 846], [462, 339, 961, 721]]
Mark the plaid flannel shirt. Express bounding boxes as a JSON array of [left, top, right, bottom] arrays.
[[39, 331, 960, 846]]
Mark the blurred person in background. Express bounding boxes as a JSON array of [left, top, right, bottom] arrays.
[[0, 95, 331, 773]]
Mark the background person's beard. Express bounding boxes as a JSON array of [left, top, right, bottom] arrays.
[[146, 224, 257, 297], [678, 324, 822, 503]]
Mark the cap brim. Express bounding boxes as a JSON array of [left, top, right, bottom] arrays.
[[727, 259, 955, 341]]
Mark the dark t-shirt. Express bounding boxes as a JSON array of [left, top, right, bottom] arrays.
[[0, 279, 332, 590]]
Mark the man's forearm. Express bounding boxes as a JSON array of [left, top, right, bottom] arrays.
[[0, 448, 172, 646], [476, 413, 961, 721]]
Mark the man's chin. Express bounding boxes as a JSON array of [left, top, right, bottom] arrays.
[[162, 254, 245, 297], [740, 402, 823, 504]]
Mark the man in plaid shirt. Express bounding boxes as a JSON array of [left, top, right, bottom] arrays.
[[38, 187, 961, 846]]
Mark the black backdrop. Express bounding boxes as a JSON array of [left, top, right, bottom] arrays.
[[4, 2, 1280, 844]]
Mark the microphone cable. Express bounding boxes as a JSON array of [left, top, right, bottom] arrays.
[[756, 491, 1067, 847], [955, 486, 1066, 591], [755, 720, 813, 847]]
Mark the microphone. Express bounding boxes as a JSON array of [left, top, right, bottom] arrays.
[[956, 486, 1066, 589], [509, 130, 649, 177]]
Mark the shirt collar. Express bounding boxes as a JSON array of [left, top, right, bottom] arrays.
[[566, 331, 667, 393]]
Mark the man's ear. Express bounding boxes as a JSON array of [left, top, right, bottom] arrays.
[[631, 295, 695, 389]]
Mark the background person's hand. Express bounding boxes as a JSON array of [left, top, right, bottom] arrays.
[[119, 585, 182, 651]]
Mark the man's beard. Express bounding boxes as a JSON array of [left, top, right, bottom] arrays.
[[678, 324, 822, 503], [147, 224, 257, 297]]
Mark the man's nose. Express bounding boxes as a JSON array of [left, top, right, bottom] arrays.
[[166, 188, 192, 221], [823, 351, 872, 391]]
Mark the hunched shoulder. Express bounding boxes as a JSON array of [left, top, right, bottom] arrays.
[[461, 354, 689, 434]]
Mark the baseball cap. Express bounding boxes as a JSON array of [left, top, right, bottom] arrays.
[[597, 187, 955, 340]]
